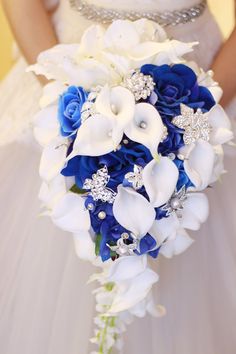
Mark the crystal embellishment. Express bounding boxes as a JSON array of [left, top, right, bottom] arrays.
[[123, 70, 155, 101], [161, 185, 188, 217], [107, 233, 139, 257], [83, 166, 116, 204], [69, 0, 207, 27], [172, 104, 211, 145], [125, 165, 143, 190]]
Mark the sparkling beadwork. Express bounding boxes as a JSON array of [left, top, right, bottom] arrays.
[[172, 104, 211, 145], [83, 166, 117, 204], [98, 211, 107, 220], [161, 125, 168, 142], [161, 185, 188, 217], [69, 0, 207, 27], [107, 233, 139, 256], [122, 70, 155, 101], [125, 165, 143, 190]]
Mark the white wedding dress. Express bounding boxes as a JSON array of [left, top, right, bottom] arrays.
[[0, 1, 236, 354]]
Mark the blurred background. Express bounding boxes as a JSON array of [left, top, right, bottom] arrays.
[[0, 0, 235, 80]]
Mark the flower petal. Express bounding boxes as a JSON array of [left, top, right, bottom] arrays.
[[149, 213, 180, 246], [180, 140, 215, 191], [39, 137, 68, 182], [208, 104, 233, 145], [73, 231, 96, 261], [52, 193, 90, 233], [125, 103, 165, 157], [143, 157, 179, 207], [160, 228, 194, 258], [108, 255, 147, 282], [180, 192, 209, 230], [113, 186, 156, 237], [34, 104, 60, 147], [108, 268, 158, 314], [95, 85, 135, 145], [68, 114, 120, 158]]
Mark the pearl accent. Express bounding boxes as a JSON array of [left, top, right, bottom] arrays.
[[98, 211, 107, 219], [69, 0, 207, 27]]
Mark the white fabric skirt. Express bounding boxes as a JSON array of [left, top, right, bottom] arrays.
[[0, 7, 236, 354]]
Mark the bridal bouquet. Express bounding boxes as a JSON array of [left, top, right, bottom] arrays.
[[29, 19, 233, 353]]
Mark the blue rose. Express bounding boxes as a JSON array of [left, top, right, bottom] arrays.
[[61, 139, 152, 191], [58, 86, 88, 137], [141, 64, 215, 114]]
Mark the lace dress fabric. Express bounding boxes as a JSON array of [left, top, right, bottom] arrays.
[[0, 1, 235, 354]]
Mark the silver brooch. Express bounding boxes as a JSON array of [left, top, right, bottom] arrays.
[[83, 166, 116, 204], [124, 165, 143, 190], [172, 104, 211, 145], [123, 70, 155, 101], [161, 185, 187, 217], [107, 232, 139, 257], [80, 86, 102, 123]]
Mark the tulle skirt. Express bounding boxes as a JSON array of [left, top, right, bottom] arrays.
[[0, 7, 236, 354]]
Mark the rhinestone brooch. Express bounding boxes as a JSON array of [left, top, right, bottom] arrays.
[[107, 233, 139, 257], [125, 165, 143, 190], [161, 185, 188, 217], [123, 70, 155, 101], [83, 166, 117, 204], [172, 104, 211, 145]]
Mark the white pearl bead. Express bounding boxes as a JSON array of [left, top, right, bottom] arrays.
[[98, 211, 106, 220], [140, 121, 147, 129], [170, 197, 181, 210]]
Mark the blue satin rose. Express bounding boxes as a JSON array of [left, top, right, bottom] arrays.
[[141, 64, 215, 114], [58, 86, 88, 137], [61, 139, 152, 191]]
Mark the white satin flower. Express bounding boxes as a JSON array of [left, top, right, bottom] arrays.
[[95, 85, 135, 146], [73, 231, 96, 261], [34, 104, 60, 147], [179, 140, 215, 191], [125, 103, 164, 157], [51, 192, 90, 233], [108, 267, 159, 314], [39, 81, 67, 108], [143, 157, 179, 207], [159, 228, 194, 258], [39, 137, 68, 182], [210, 145, 226, 184], [68, 114, 117, 158], [180, 192, 209, 231], [113, 186, 156, 237], [149, 213, 180, 246], [208, 104, 233, 145], [76, 25, 105, 59], [108, 255, 147, 282], [129, 291, 166, 318]]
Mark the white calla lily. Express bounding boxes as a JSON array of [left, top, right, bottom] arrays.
[[113, 186, 156, 237], [133, 19, 167, 42], [95, 85, 135, 145], [208, 104, 233, 145], [68, 114, 118, 158], [76, 25, 105, 59], [108, 255, 147, 282], [143, 157, 179, 207], [34, 104, 60, 147], [103, 20, 140, 54], [159, 228, 194, 258], [180, 140, 215, 191], [39, 137, 68, 182], [125, 103, 164, 157], [39, 81, 67, 108], [39, 174, 70, 210], [108, 268, 159, 314], [149, 213, 180, 246], [180, 192, 209, 231], [52, 192, 90, 233], [73, 231, 96, 261]]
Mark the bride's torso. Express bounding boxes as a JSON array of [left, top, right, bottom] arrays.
[[48, 0, 223, 70]]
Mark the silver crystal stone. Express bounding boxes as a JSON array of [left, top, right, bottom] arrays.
[[83, 166, 117, 204], [172, 104, 211, 145], [123, 70, 155, 101], [125, 165, 144, 190], [107, 233, 139, 257], [161, 185, 188, 217]]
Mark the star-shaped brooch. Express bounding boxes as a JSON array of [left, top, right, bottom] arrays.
[[83, 166, 116, 204], [125, 165, 143, 190], [172, 104, 211, 145], [161, 185, 188, 217]]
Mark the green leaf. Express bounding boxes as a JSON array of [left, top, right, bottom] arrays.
[[95, 234, 102, 256], [70, 184, 86, 195]]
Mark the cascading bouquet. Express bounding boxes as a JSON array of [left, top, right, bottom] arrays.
[[29, 19, 233, 353]]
